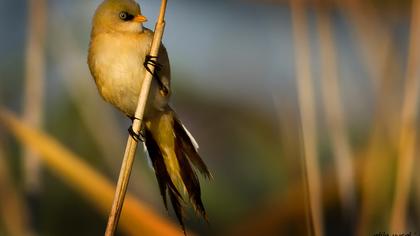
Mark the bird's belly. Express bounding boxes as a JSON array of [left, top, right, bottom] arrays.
[[89, 32, 168, 118], [95, 52, 146, 117]]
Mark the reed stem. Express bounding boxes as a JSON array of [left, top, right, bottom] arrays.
[[290, 0, 324, 235], [105, 1, 168, 235]]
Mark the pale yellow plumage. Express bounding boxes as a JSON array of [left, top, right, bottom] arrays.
[[88, 0, 183, 192]]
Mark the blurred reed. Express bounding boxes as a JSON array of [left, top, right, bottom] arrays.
[[315, 0, 356, 213], [0, 109, 185, 236], [390, 0, 420, 231], [339, 1, 402, 234], [22, 0, 47, 199], [290, 0, 324, 235]]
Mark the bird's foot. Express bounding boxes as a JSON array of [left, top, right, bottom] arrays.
[[128, 125, 145, 142], [143, 55, 169, 96], [143, 55, 161, 77]]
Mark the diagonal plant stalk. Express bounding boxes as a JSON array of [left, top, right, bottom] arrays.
[[290, 0, 324, 235], [0, 109, 184, 236], [390, 0, 420, 231], [105, 0, 168, 235]]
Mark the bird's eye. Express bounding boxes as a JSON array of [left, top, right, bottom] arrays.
[[119, 11, 128, 20]]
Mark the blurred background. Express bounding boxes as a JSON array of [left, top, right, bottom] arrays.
[[0, 0, 419, 235]]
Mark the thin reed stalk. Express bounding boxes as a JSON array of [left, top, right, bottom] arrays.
[[315, 1, 356, 213], [22, 0, 47, 195], [105, 1, 168, 235], [390, 0, 420, 231], [290, 0, 324, 235]]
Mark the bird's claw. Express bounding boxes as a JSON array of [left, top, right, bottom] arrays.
[[159, 84, 169, 96], [128, 125, 145, 142], [144, 55, 161, 75], [144, 55, 168, 97]]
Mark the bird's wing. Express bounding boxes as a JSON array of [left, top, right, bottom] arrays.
[[157, 44, 171, 92]]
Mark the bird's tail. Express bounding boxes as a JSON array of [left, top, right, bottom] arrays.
[[143, 107, 211, 232]]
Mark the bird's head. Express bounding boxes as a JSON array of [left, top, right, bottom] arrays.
[[92, 0, 147, 34]]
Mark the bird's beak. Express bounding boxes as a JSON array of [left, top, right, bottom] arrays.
[[133, 14, 147, 23]]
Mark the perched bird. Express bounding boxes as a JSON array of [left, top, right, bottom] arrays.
[[87, 0, 211, 231]]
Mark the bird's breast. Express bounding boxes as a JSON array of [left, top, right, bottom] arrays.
[[89, 32, 152, 116]]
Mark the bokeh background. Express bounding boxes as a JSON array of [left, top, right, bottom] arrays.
[[0, 0, 419, 235]]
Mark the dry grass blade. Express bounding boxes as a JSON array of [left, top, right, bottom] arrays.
[[105, 0, 168, 234], [390, 0, 420, 231], [315, 2, 356, 212], [290, 0, 324, 235], [0, 109, 184, 236], [22, 0, 47, 196]]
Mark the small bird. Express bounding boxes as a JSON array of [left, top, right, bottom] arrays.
[[87, 0, 211, 232]]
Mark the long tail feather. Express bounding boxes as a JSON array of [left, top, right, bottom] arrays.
[[175, 135, 208, 221], [145, 108, 211, 233], [144, 129, 184, 229], [173, 117, 212, 179], [168, 186, 186, 234]]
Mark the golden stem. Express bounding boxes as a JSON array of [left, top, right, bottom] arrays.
[[290, 0, 324, 235]]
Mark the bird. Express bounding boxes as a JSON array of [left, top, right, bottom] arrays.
[[87, 0, 211, 232]]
